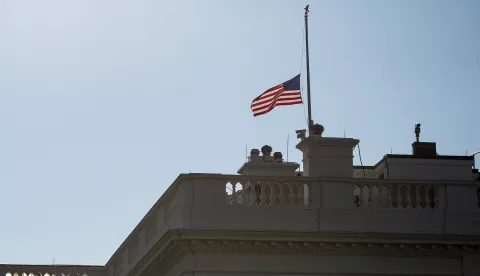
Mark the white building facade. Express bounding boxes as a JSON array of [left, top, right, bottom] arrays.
[[2, 127, 480, 276]]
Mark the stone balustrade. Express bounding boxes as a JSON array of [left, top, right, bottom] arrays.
[[225, 179, 311, 206], [353, 182, 439, 209], [101, 173, 480, 276]]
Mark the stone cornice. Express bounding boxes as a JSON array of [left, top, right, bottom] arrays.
[[174, 229, 480, 244], [129, 229, 480, 276], [187, 239, 463, 258]]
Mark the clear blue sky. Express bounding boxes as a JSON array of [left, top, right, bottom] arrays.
[[1, 0, 479, 265]]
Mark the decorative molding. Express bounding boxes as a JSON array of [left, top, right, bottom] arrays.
[[127, 229, 480, 276], [173, 229, 480, 244], [181, 239, 468, 256], [188, 244, 462, 258]]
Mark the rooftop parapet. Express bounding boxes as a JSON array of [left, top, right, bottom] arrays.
[[103, 173, 480, 276]]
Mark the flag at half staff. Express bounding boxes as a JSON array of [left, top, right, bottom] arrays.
[[251, 74, 303, 117]]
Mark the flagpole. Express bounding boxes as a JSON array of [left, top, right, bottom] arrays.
[[304, 5, 313, 133]]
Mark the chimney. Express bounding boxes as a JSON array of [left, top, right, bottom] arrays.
[[412, 142, 437, 158], [238, 145, 299, 176], [296, 125, 359, 178], [412, 123, 437, 158]]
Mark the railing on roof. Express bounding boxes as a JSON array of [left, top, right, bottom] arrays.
[[100, 174, 480, 276]]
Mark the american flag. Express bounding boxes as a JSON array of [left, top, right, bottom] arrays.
[[251, 74, 303, 117]]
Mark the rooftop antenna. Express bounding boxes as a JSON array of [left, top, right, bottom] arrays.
[[245, 145, 248, 162], [357, 144, 366, 178], [287, 134, 290, 162], [343, 128, 345, 138]]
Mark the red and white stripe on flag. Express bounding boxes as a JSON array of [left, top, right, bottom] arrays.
[[251, 75, 303, 117]]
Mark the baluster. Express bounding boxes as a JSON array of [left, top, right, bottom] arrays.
[[269, 182, 277, 204], [268, 182, 273, 205], [431, 185, 438, 208], [243, 181, 250, 205], [288, 183, 295, 204], [415, 185, 422, 208], [392, 184, 403, 208], [225, 182, 231, 204], [239, 180, 246, 205], [266, 182, 273, 205], [405, 185, 412, 208], [293, 183, 300, 204], [278, 183, 285, 204], [376, 185, 382, 208], [386, 184, 393, 208], [367, 185, 373, 207], [260, 182, 267, 205], [231, 181, 237, 204], [305, 183, 312, 206], [298, 183, 304, 205], [428, 185, 434, 208], [353, 184, 358, 207], [399, 185, 405, 208], [251, 181, 258, 205], [358, 184, 365, 207]]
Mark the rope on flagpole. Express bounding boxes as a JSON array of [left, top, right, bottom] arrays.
[[299, 23, 308, 130]]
